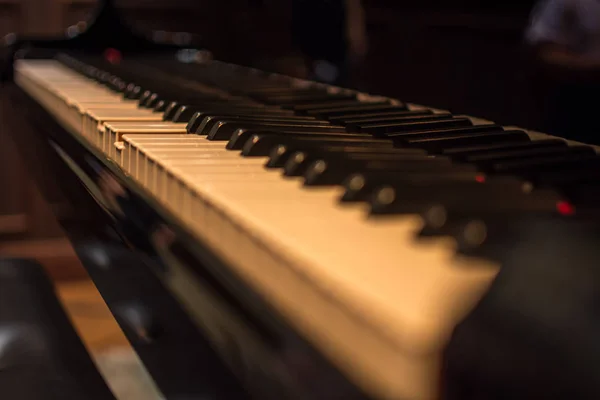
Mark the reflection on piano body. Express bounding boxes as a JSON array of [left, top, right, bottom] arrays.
[[4, 1, 600, 400]]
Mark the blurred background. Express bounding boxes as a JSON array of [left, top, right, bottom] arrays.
[[0, 0, 563, 278], [0, 2, 591, 397]]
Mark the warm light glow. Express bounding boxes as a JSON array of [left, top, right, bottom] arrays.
[[104, 48, 122, 64], [556, 201, 575, 216]]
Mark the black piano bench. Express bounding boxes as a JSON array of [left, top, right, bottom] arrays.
[[0, 258, 116, 400]]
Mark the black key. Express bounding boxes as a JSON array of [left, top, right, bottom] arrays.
[[303, 157, 458, 185], [386, 124, 503, 140], [405, 130, 531, 152], [306, 103, 404, 117], [208, 121, 347, 141], [332, 110, 432, 124], [140, 92, 161, 108], [348, 114, 453, 132], [419, 193, 564, 237], [186, 109, 295, 133], [246, 87, 306, 96], [442, 139, 567, 156], [108, 77, 127, 93], [163, 95, 259, 112], [153, 99, 169, 112], [162, 100, 230, 120], [262, 93, 356, 107], [197, 115, 329, 135], [156, 94, 230, 113], [124, 84, 143, 100], [172, 104, 289, 123], [466, 145, 592, 165], [265, 138, 394, 167], [340, 170, 483, 202], [359, 117, 473, 135], [282, 148, 429, 175], [345, 112, 450, 125], [142, 90, 213, 109], [96, 71, 112, 85], [284, 152, 444, 177], [291, 100, 377, 112], [369, 182, 551, 215], [241, 134, 395, 157], [250, 88, 325, 99], [138, 87, 178, 107], [490, 150, 600, 174], [227, 129, 371, 149]]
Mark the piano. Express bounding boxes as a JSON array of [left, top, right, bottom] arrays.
[[3, 1, 600, 399]]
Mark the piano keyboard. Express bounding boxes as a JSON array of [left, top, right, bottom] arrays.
[[14, 56, 600, 400]]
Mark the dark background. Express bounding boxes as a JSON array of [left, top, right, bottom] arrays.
[[2, 0, 548, 130], [114, 1, 547, 132]]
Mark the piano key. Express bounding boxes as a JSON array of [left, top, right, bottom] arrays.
[[124, 83, 143, 99], [369, 182, 554, 215], [142, 87, 219, 109], [306, 103, 406, 117], [61, 100, 140, 134], [186, 109, 297, 133], [138, 90, 158, 107], [468, 144, 595, 162], [490, 152, 600, 174], [441, 138, 567, 156], [171, 104, 288, 123], [291, 100, 379, 112], [347, 114, 454, 131], [227, 129, 374, 150], [259, 93, 356, 106], [123, 138, 228, 180], [302, 157, 464, 186], [264, 138, 395, 168], [195, 114, 328, 135], [332, 110, 434, 124], [283, 150, 440, 177], [418, 200, 564, 238], [345, 113, 452, 131], [84, 108, 165, 146], [403, 130, 531, 150], [103, 122, 189, 157], [340, 170, 483, 202], [206, 122, 348, 141], [359, 117, 473, 135], [162, 99, 262, 120], [241, 134, 397, 157]]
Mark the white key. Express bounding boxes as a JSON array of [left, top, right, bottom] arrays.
[[103, 122, 188, 157], [68, 101, 141, 136], [85, 108, 164, 148]]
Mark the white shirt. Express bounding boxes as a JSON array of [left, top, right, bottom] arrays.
[[526, 0, 600, 58]]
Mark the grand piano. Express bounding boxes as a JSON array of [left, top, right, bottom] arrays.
[[2, 1, 600, 399]]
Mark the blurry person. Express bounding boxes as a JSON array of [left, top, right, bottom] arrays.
[[526, 0, 600, 143], [291, 0, 367, 86]]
